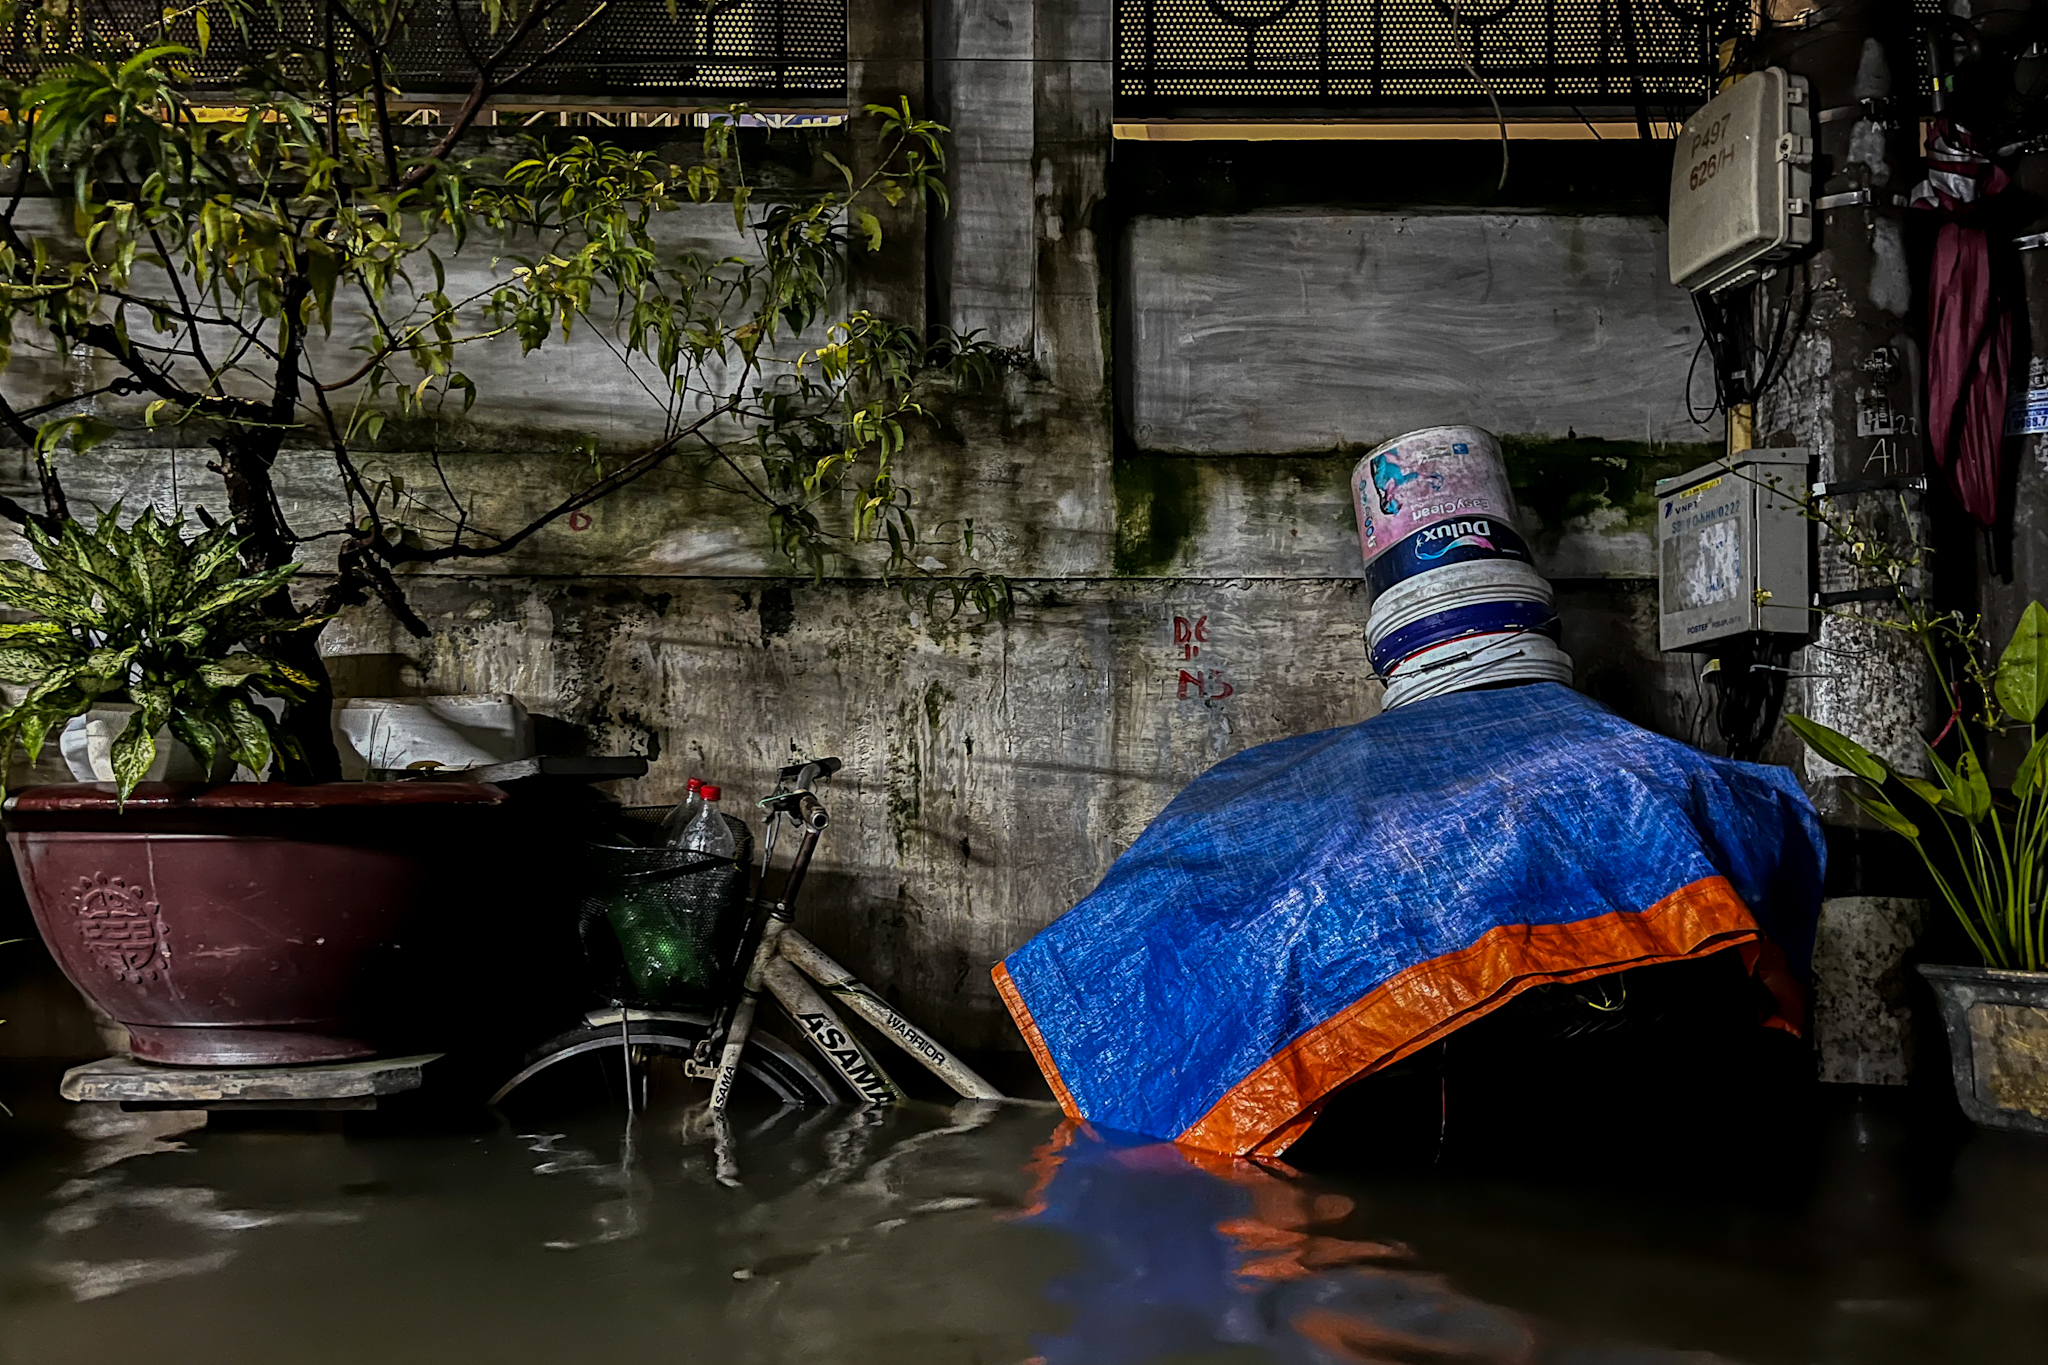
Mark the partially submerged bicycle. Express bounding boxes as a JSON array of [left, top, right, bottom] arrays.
[[493, 758, 1003, 1114]]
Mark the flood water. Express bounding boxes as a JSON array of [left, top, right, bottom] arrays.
[[2, 1069, 2046, 1365]]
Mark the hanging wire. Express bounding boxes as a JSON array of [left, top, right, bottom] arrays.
[[1436, 0, 1511, 192]]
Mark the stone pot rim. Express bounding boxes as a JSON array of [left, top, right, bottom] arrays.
[[4, 779, 504, 815], [1917, 962, 2048, 986], [3, 780, 506, 836]]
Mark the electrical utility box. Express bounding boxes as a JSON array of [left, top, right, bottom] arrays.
[[1667, 68, 1813, 294], [1656, 452, 1812, 652]]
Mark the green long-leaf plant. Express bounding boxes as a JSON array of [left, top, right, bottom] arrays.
[[0, 506, 320, 799], [1789, 599, 2048, 973]]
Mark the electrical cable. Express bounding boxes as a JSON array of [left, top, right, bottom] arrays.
[[1707, 634, 1795, 761]]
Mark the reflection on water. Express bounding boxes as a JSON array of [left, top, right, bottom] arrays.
[[1017, 1125, 1743, 1365], [36, 1108, 359, 1303], [0, 1085, 2044, 1365]]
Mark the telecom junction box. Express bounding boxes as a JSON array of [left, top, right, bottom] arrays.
[[1667, 68, 1813, 294], [1656, 451, 1812, 652]]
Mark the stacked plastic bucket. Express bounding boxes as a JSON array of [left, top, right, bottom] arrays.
[[1353, 425, 1573, 710]]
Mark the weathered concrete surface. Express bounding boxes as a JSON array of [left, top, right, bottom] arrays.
[[1127, 212, 1711, 452], [321, 574, 1383, 1048], [930, 0, 1036, 349], [294, 570, 1682, 1050], [1753, 12, 1935, 815], [1812, 896, 1927, 1086]]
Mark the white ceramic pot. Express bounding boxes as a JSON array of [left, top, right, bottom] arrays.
[[57, 705, 234, 784]]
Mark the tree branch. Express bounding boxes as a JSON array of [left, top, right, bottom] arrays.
[[374, 402, 733, 565], [394, 0, 584, 195], [329, 1, 404, 187]]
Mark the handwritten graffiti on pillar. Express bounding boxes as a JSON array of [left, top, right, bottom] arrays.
[[1172, 613, 1235, 701]]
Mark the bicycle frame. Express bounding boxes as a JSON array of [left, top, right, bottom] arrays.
[[689, 760, 1004, 1114]]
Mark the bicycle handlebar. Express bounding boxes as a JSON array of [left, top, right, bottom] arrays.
[[761, 757, 839, 831], [776, 756, 842, 783]]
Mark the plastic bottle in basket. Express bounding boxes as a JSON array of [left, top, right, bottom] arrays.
[[682, 784, 737, 860], [659, 777, 704, 846]]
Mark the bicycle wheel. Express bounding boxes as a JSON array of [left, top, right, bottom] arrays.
[[490, 1010, 839, 1109]]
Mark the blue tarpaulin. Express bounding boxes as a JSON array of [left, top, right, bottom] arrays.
[[995, 683, 1824, 1157]]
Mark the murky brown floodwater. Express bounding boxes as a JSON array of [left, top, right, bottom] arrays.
[[1, 1071, 2045, 1365]]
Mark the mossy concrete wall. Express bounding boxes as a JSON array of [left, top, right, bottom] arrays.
[[1, 0, 1723, 1054]]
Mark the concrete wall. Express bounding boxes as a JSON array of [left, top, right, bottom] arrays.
[[1127, 212, 1707, 452], [1, 0, 1718, 1055]]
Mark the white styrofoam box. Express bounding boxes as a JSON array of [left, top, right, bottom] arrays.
[[1668, 68, 1813, 294], [334, 694, 533, 777]]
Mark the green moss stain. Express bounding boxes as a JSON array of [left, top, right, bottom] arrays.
[[922, 681, 952, 733], [886, 695, 922, 858], [1498, 436, 1719, 536], [1113, 454, 1204, 576]]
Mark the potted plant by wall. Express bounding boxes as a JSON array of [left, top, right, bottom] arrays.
[[0, 508, 507, 1064], [1789, 599, 2048, 1136]]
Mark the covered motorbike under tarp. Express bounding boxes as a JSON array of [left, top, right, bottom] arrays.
[[995, 683, 1824, 1158]]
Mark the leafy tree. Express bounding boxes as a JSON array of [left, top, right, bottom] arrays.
[[0, 0, 1009, 780]]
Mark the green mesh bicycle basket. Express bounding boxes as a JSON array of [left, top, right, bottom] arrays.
[[577, 811, 754, 1009]]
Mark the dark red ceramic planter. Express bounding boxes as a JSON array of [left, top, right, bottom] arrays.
[[6, 781, 505, 1066]]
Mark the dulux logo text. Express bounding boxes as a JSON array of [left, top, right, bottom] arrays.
[[1415, 518, 1497, 559]]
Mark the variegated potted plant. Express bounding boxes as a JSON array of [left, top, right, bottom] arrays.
[[1790, 601, 2048, 1136]]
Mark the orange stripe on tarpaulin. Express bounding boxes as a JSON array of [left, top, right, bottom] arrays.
[[1176, 875, 1796, 1160], [993, 960, 1082, 1120]]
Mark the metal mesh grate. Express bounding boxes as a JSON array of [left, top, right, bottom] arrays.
[[1116, 0, 1735, 113], [1, 0, 846, 100]]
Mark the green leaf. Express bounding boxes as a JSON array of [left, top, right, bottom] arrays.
[[31, 414, 117, 459], [1899, 773, 1958, 813], [1927, 746, 1991, 824], [1996, 602, 2048, 724], [197, 653, 275, 689], [1957, 751, 1994, 823], [1847, 787, 1921, 840], [221, 697, 273, 778], [1786, 713, 1889, 783], [108, 695, 168, 801], [80, 644, 137, 681], [0, 642, 73, 683], [168, 710, 220, 772], [2016, 731, 2048, 795], [15, 705, 59, 767]]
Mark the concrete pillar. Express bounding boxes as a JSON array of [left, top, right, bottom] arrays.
[[1812, 896, 1925, 1084], [1753, 1, 1935, 1085], [1030, 0, 1112, 389], [847, 0, 927, 330], [930, 1, 1037, 350], [1754, 0, 1937, 820]]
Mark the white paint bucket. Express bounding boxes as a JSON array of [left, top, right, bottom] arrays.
[[1366, 560, 1557, 677], [1353, 426, 1525, 589], [1379, 632, 1575, 711], [1366, 559, 1553, 643]]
